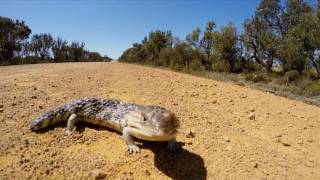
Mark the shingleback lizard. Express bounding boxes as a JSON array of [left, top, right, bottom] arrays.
[[30, 97, 179, 153]]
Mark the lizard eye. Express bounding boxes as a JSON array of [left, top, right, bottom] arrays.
[[143, 117, 147, 121]]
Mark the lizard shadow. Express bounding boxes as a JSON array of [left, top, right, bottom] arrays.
[[141, 141, 207, 180], [34, 124, 207, 180]]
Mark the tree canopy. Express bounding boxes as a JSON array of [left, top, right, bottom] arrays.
[[0, 16, 111, 65], [119, 0, 320, 78]]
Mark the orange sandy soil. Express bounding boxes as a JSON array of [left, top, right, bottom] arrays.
[[0, 62, 319, 179]]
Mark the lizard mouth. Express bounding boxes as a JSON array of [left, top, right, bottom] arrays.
[[128, 124, 177, 141]]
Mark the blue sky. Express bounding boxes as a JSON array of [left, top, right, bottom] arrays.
[[0, 0, 317, 59]]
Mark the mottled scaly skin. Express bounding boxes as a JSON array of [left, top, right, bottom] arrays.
[[31, 97, 179, 153], [31, 98, 141, 131]]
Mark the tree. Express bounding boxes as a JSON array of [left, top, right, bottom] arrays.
[[315, 0, 320, 76], [200, 21, 216, 64], [318, 0, 320, 19], [143, 30, 172, 64], [241, 0, 281, 71], [52, 37, 68, 62], [69, 41, 85, 62], [256, 0, 283, 35], [213, 23, 240, 72], [0, 16, 31, 62], [282, 12, 320, 75], [278, 36, 307, 73], [31, 33, 54, 60], [88, 51, 103, 61], [277, 0, 318, 74], [15, 41, 31, 59], [159, 42, 203, 70], [118, 43, 147, 63], [281, 0, 312, 36], [186, 27, 201, 49], [103, 55, 113, 62]]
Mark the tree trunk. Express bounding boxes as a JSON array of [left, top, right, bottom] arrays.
[[311, 58, 320, 77], [309, 50, 320, 78], [250, 41, 262, 64], [266, 55, 274, 72]]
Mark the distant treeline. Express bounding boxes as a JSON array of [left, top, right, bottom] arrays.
[[119, 0, 320, 80], [0, 16, 112, 65]]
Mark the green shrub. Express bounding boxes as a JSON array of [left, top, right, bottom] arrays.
[[302, 70, 319, 80], [189, 59, 202, 71], [245, 73, 269, 83], [212, 60, 230, 72], [245, 73, 254, 81], [277, 76, 288, 85], [285, 70, 300, 82], [309, 71, 319, 80], [302, 81, 320, 96]]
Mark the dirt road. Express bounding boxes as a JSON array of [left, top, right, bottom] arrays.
[[0, 62, 319, 179]]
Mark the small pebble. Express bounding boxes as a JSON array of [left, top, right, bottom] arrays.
[[240, 94, 247, 98], [282, 142, 291, 146], [224, 137, 230, 142], [144, 170, 151, 176], [279, 138, 291, 146], [186, 131, 195, 138], [275, 134, 282, 138], [249, 113, 255, 120], [91, 169, 106, 179]]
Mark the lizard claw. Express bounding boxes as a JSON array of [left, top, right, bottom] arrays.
[[167, 141, 179, 151], [65, 128, 76, 136], [128, 145, 140, 153], [65, 129, 74, 136], [65, 130, 73, 136]]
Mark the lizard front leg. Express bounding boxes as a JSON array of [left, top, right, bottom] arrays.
[[167, 138, 178, 151], [65, 114, 77, 135], [122, 127, 140, 153]]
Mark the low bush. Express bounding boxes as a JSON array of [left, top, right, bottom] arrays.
[[212, 60, 230, 73], [302, 70, 319, 80], [285, 70, 300, 82], [189, 59, 202, 71], [245, 73, 269, 83], [302, 81, 320, 96]]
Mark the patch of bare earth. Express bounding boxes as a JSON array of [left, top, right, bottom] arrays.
[[0, 62, 319, 179]]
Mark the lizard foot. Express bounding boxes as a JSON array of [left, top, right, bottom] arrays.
[[64, 129, 75, 136], [65, 130, 74, 136], [167, 140, 179, 151], [128, 144, 140, 153], [65, 128, 76, 136]]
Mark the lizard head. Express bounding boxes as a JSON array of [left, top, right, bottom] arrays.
[[126, 106, 179, 141]]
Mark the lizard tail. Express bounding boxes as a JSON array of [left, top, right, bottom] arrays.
[[30, 106, 70, 131]]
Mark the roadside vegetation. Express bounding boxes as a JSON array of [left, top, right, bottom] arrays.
[[119, 0, 320, 97], [0, 17, 112, 65]]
